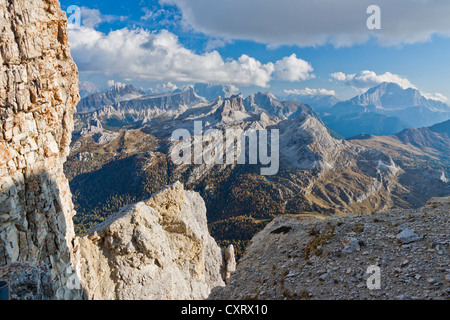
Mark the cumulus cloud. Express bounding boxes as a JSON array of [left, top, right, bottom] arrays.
[[284, 88, 336, 96], [273, 54, 314, 82], [106, 80, 126, 88], [422, 92, 448, 103], [68, 26, 314, 88], [329, 72, 347, 82], [148, 82, 179, 94], [330, 70, 416, 90], [80, 6, 126, 28], [330, 70, 449, 102], [160, 0, 450, 47]]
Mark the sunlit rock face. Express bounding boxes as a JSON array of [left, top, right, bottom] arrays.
[[0, 0, 82, 299], [79, 182, 226, 300]]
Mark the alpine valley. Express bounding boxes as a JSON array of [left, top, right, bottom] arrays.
[[65, 82, 450, 259], [2, 0, 449, 302]]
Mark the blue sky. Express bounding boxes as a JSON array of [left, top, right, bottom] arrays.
[[60, 0, 450, 102]]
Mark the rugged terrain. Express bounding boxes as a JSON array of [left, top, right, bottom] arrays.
[[349, 120, 450, 176], [79, 182, 227, 300], [349, 121, 450, 208], [0, 0, 81, 299], [322, 82, 450, 138], [210, 197, 449, 300], [66, 86, 450, 260], [0, 0, 229, 300]]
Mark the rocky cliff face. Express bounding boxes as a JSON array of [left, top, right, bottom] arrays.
[[0, 0, 81, 299], [78, 182, 226, 300], [244, 92, 318, 120], [210, 197, 449, 300], [0, 0, 228, 301]]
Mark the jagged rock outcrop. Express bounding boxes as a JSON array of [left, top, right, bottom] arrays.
[[1, 0, 227, 301], [244, 92, 319, 120], [0, 0, 82, 299], [223, 244, 236, 284], [77, 84, 146, 113], [0, 262, 55, 300], [210, 197, 449, 300], [86, 88, 206, 126], [78, 182, 226, 300]]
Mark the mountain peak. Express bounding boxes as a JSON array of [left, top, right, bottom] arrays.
[[375, 81, 410, 90], [218, 94, 249, 123], [277, 114, 345, 170], [77, 83, 146, 113], [329, 81, 450, 131], [108, 83, 145, 96], [356, 82, 449, 110]]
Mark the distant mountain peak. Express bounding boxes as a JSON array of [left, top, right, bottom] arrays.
[[328, 82, 450, 132], [283, 91, 340, 112], [350, 82, 448, 111], [77, 84, 146, 113]]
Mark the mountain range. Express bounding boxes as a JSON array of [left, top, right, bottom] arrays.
[[284, 91, 340, 112], [324, 82, 450, 137], [77, 83, 147, 113], [4, 0, 448, 301], [66, 82, 450, 257]]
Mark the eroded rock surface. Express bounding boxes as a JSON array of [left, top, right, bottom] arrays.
[[0, 262, 55, 300], [79, 182, 226, 300], [0, 0, 81, 299], [210, 197, 449, 300]]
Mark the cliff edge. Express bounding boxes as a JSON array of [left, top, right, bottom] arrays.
[[0, 0, 227, 300], [0, 0, 80, 299], [79, 182, 225, 300], [210, 197, 449, 300]]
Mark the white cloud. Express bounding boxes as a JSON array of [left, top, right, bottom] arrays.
[[330, 70, 416, 90], [422, 92, 448, 103], [107, 80, 126, 88], [160, 0, 450, 47], [204, 38, 233, 51], [68, 26, 314, 88], [273, 54, 314, 82], [329, 72, 347, 82], [330, 70, 449, 102], [284, 88, 336, 96], [80, 7, 126, 28], [149, 81, 179, 94]]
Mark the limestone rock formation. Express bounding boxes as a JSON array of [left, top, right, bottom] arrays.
[[0, 262, 55, 300], [0, 0, 82, 299], [223, 244, 236, 284], [77, 83, 146, 113], [210, 197, 449, 300], [79, 182, 225, 300]]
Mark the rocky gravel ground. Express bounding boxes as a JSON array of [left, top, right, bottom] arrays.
[[210, 197, 449, 300]]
